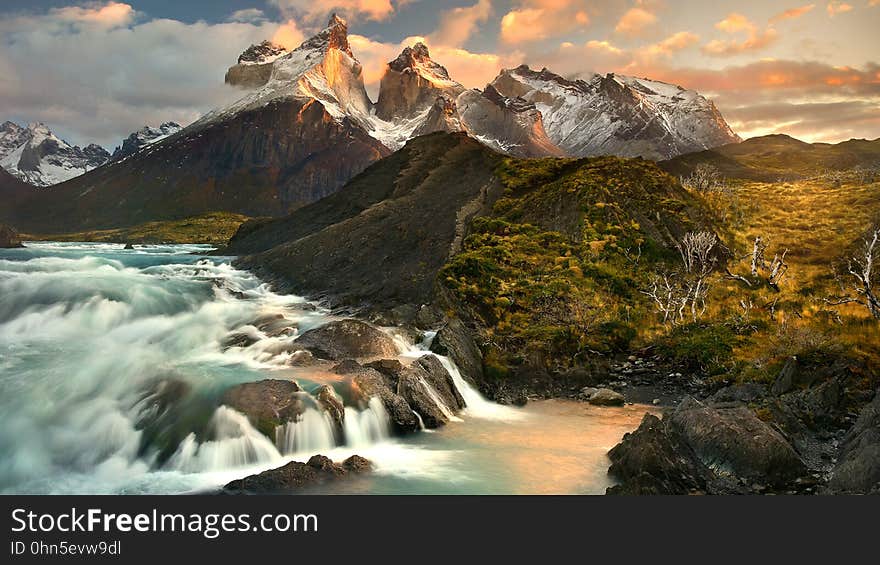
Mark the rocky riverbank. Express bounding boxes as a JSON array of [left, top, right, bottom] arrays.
[[605, 355, 879, 495]]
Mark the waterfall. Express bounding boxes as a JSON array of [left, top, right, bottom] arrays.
[[0, 242, 523, 494], [417, 375, 462, 422], [343, 397, 391, 447], [168, 406, 282, 473], [406, 331, 525, 422], [275, 409, 337, 455]]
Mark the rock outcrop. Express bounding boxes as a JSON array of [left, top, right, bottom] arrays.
[[292, 319, 400, 361], [224, 454, 371, 493], [827, 391, 880, 494], [225, 40, 289, 89], [608, 396, 808, 494], [0, 224, 24, 248], [221, 379, 305, 437]]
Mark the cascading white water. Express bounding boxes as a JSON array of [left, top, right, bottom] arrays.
[[275, 409, 337, 455], [403, 331, 525, 422], [169, 406, 282, 473], [343, 397, 392, 446], [416, 375, 463, 422]]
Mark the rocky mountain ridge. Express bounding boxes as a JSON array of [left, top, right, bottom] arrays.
[[111, 122, 182, 161]]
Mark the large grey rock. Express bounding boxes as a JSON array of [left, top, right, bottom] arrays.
[[333, 360, 420, 433], [669, 397, 807, 486], [589, 388, 625, 406], [430, 317, 483, 386], [221, 379, 305, 437], [607, 414, 726, 495], [294, 319, 400, 361], [828, 391, 880, 494], [366, 355, 465, 428]]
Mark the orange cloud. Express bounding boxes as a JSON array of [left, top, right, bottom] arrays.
[[500, 1, 590, 44], [615, 7, 657, 37], [586, 40, 625, 56], [704, 13, 778, 57], [703, 30, 778, 56], [500, 9, 550, 43], [271, 20, 306, 50], [641, 31, 700, 60], [770, 4, 816, 23], [429, 0, 492, 48], [50, 1, 135, 28], [826, 2, 854, 16], [715, 13, 756, 34]]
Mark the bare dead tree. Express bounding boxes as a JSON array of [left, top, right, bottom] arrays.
[[750, 236, 764, 277], [681, 163, 727, 194], [726, 235, 789, 291], [677, 231, 718, 322], [849, 228, 880, 318], [644, 231, 719, 325], [643, 274, 688, 324], [825, 226, 880, 319]]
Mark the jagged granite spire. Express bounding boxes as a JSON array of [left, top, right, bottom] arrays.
[[299, 13, 353, 57]]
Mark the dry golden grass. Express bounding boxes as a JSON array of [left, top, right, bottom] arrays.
[[695, 176, 880, 379]]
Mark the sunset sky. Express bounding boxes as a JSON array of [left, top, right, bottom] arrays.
[[1, 0, 878, 148]]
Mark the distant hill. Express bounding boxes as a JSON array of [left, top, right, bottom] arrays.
[[662, 134, 880, 180]]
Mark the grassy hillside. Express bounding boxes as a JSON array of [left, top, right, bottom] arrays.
[[440, 156, 717, 373], [440, 134, 880, 393], [23, 212, 252, 245]]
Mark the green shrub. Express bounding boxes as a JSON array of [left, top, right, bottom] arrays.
[[658, 323, 738, 375]]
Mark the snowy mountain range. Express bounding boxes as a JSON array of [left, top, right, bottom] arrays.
[[222, 15, 739, 160], [0, 121, 183, 186]]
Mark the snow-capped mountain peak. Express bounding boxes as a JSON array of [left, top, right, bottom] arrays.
[[0, 121, 110, 187], [207, 14, 372, 130], [491, 65, 740, 160], [389, 43, 459, 88], [111, 122, 182, 160]]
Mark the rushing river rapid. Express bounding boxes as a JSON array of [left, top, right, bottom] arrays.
[[0, 243, 649, 495]]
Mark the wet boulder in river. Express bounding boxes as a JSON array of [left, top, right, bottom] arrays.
[[333, 360, 420, 433], [315, 384, 346, 440], [221, 379, 305, 437], [367, 355, 465, 428], [293, 319, 400, 360]]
